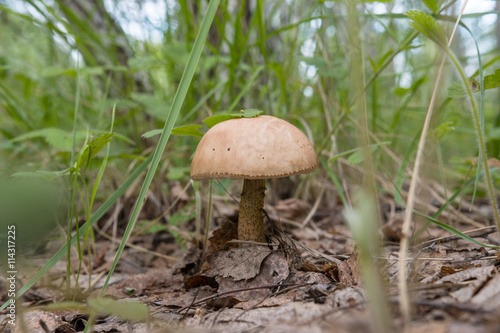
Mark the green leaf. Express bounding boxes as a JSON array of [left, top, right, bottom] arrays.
[[422, 0, 441, 13], [11, 168, 74, 180], [394, 87, 411, 96], [203, 109, 263, 128], [347, 150, 365, 165], [137, 220, 168, 234], [376, 49, 394, 70], [41, 301, 89, 313], [447, 81, 467, 98], [406, 10, 447, 49], [142, 129, 163, 138], [11, 128, 86, 151], [87, 298, 148, 322], [169, 203, 196, 226], [167, 167, 191, 180], [329, 141, 391, 164], [483, 68, 500, 90], [433, 121, 455, 141], [143, 125, 204, 138], [172, 124, 204, 136], [76, 133, 114, 170]]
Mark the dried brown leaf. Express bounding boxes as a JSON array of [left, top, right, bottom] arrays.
[[208, 221, 238, 253], [273, 198, 309, 219], [471, 274, 500, 309], [438, 266, 495, 303], [216, 251, 289, 304], [338, 253, 361, 286], [206, 245, 272, 281], [173, 242, 202, 275]]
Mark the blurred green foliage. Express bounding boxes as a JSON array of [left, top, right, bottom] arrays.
[[1, 0, 500, 205]]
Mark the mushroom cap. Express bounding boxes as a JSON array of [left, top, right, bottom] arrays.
[[190, 115, 319, 180]]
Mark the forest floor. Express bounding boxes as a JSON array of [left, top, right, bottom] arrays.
[[1, 182, 500, 333]]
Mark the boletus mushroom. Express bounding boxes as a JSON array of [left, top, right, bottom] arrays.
[[190, 115, 319, 243]]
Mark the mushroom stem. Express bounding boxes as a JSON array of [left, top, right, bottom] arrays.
[[238, 179, 266, 242]]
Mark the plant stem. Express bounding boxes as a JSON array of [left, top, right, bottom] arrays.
[[238, 179, 266, 242], [446, 49, 500, 229]]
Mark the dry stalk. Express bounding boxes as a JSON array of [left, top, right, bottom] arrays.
[[397, 2, 469, 328]]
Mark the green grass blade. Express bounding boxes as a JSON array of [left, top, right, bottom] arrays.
[[66, 56, 81, 299], [320, 158, 349, 208], [414, 211, 499, 249], [98, 0, 221, 297]]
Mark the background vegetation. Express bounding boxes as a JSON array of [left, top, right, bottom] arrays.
[[1, 0, 500, 329]]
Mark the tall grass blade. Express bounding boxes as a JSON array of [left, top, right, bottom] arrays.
[[98, 0, 221, 298]]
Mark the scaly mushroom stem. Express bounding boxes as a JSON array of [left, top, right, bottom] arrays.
[[238, 179, 266, 242]]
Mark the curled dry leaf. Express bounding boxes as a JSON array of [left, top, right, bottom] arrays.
[[438, 265, 495, 303], [208, 221, 238, 253], [173, 242, 202, 275]]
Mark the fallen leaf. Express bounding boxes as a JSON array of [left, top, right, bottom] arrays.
[[173, 242, 202, 275], [160, 287, 215, 309], [184, 273, 218, 290], [216, 251, 290, 305], [208, 221, 238, 253], [337, 253, 361, 286], [471, 274, 500, 309], [206, 245, 272, 281], [273, 198, 309, 220], [206, 296, 240, 309], [438, 265, 495, 303]]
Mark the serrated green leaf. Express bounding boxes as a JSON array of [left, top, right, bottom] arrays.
[[347, 150, 364, 165], [41, 301, 89, 313], [143, 125, 204, 139], [447, 81, 467, 98], [10, 128, 86, 151], [169, 202, 196, 226], [87, 297, 148, 322], [76, 133, 114, 170], [142, 129, 163, 138], [377, 49, 394, 70], [137, 220, 168, 234], [10, 168, 75, 180], [433, 121, 455, 141], [172, 124, 204, 136], [483, 68, 500, 90], [202, 109, 263, 128], [406, 10, 447, 49]]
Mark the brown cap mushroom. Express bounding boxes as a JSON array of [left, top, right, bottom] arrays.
[[191, 115, 319, 242]]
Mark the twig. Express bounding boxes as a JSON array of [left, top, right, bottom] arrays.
[[389, 297, 492, 314], [300, 187, 325, 228], [416, 225, 497, 248], [176, 282, 317, 313]]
